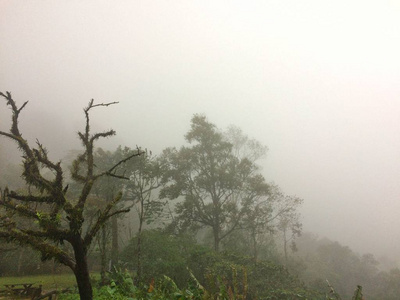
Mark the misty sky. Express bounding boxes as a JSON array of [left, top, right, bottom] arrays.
[[1, 1, 400, 258]]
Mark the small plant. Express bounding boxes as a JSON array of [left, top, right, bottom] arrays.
[[352, 285, 363, 300], [106, 266, 137, 296], [326, 280, 341, 300]]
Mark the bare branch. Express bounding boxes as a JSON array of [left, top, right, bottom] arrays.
[[95, 147, 145, 180], [105, 173, 130, 180], [104, 208, 130, 220], [91, 101, 119, 108]]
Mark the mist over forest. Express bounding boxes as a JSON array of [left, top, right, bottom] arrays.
[[1, 1, 400, 299]]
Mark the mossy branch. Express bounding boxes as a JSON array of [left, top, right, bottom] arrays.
[[0, 228, 75, 270], [0, 92, 140, 299]]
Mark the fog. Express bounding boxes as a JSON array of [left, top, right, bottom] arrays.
[[1, 0, 400, 259]]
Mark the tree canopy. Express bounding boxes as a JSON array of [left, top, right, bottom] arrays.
[[161, 114, 270, 251]]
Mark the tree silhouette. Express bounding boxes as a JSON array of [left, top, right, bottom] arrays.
[[0, 92, 142, 300]]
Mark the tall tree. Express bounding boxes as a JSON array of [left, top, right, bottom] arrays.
[[225, 125, 268, 163], [90, 146, 130, 279], [124, 153, 165, 282], [243, 183, 302, 264], [87, 147, 165, 283], [223, 181, 302, 263], [161, 114, 269, 251], [224, 125, 271, 259], [275, 194, 302, 264], [0, 92, 142, 300]]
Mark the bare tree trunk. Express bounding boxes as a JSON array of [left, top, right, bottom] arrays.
[[111, 215, 119, 268], [72, 237, 93, 300], [283, 228, 288, 266], [213, 225, 220, 252], [213, 202, 221, 252]]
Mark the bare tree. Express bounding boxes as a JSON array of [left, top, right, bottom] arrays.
[[0, 92, 142, 300]]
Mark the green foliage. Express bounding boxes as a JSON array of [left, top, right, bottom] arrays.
[[352, 285, 363, 300], [205, 252, 320, 299], [121, 229, 195, 286], [160, 115, 271, 252], [59, 267, 207, 300], [120, 229, 322, 299], [58, 265, 322, 300], [105, 266, 137, 296], [0, 92, 145, 300]]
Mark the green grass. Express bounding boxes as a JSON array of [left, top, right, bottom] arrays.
[[0, 273, 100, 291]]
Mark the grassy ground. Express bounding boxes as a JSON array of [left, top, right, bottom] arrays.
[[0, 273, 99, 291]]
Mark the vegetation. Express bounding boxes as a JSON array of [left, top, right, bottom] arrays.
[[290, 233, 400, 300], [0, 92, 143, 300], [123, 153, 166, 282], [0, 273, 79, 291], [159, 114, 298, 254], [60, 231, 323, 299], [0, 94, 399, 299]]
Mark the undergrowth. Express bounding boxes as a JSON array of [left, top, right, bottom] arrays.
[[57, 266, 365, 300]]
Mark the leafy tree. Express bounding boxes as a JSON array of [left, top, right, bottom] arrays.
[[123, 153, 165, 281], [272, 189, 303, 265], [0, 92, 142, 300], [89, 146, 133, 282], [278, 211, 302, 264], [161, 115, 269, 251], [121, 229, 195, 286], [82, 147, 165, 284], [220, 184, 302, 264], [93, 148, 127, 262], [224, 125, 267, 163]]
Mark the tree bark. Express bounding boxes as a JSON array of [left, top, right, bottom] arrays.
[[72, 237, 93, 300], [213, 200, 221, 252], [213, 225, 220, 252], [283, 228, 288, 266]]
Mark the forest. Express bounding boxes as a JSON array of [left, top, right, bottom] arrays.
[[0, 93, 399, 300], [2, 1, 400, 299]]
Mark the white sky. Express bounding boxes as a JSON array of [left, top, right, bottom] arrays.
[[1, 0, 400, 258]]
